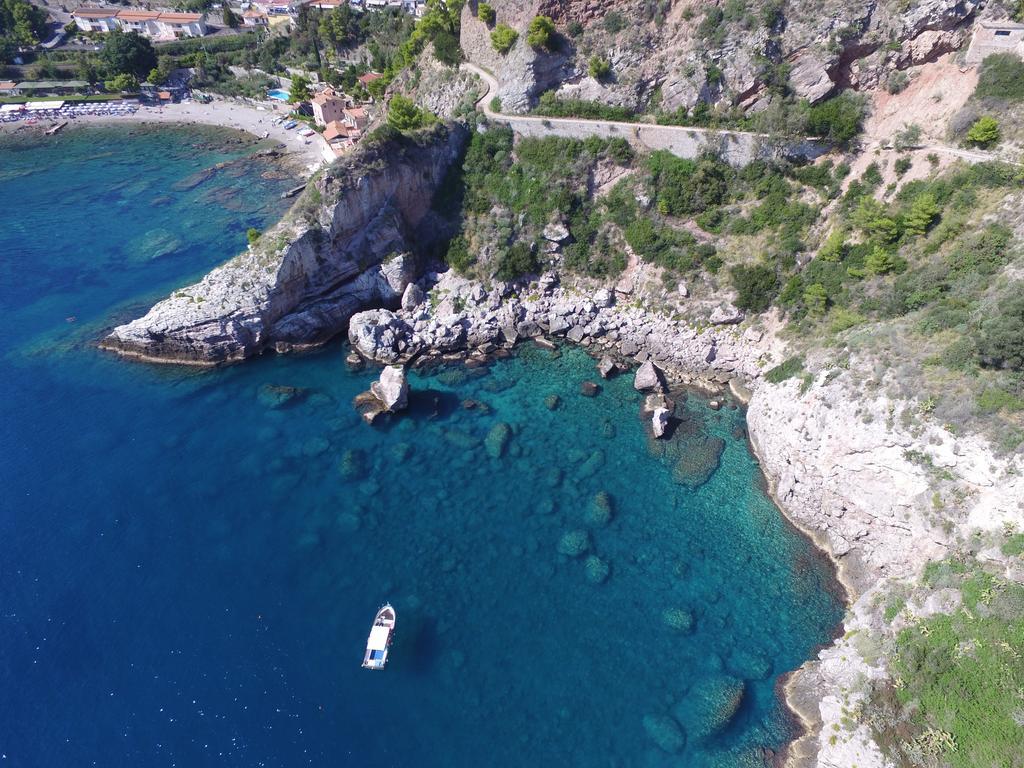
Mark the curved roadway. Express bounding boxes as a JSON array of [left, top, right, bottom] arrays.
[[460, 62, 1014, 167]]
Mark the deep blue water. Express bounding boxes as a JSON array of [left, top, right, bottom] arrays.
[[0, 126, 843, 768]]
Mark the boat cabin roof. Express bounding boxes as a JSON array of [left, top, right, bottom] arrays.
[[368, 625, 390, 651]]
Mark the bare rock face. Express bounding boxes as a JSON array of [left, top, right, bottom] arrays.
[[634, 360, 665, 393], [401, 282, 426, 311], [459, 4, 570, 113], [348, 309, 411, 364], [370, 365, 409, 412], [597, 355, 617, 378], [789, 53, 837, 103], [710, 304, 744, 325], [500, 0, 979, 116], [102, 124, 468, 364]]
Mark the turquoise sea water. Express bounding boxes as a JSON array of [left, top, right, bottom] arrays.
[[0, 126, 843, 767]]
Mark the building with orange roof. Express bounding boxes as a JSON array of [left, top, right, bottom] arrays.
[[310, 88, 347, 127], [72, 7, 207, 38], [342, 106, 368, 132]]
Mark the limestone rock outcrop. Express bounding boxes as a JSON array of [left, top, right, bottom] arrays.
[[102, 124, 468, 364]]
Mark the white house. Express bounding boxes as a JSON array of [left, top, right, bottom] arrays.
[[114, 9, 162, 35], [72, 7, 208, 38], [241, 9, 269, 25], [72, 7, 120, 32], [156, 12, 208, 37]]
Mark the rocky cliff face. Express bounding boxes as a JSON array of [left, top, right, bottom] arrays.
[[746, 361, 1024, 768], [460, 1, 573, 112], [102, 124, 469, 364], [467, 0, 983, 113]]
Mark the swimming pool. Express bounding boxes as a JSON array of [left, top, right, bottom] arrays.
[[267, 89, 290, 101]]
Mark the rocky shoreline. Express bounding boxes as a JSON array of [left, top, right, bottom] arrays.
[[342, 265, 1024, 768]]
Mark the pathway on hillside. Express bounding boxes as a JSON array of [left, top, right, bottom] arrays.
[[460, 62, 796, 165], [461, 62, 1014, 168]]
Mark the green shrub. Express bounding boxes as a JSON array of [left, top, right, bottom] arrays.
[[567, 19, 584, 36], [894, 156, 912, 176], [491, 23, 518, 53], [803, 283, 829, 317], [965, 115, 1000, 148], [938, 337, 977, 371], [947, 224, 1011, 278], [624, 218, 705, 272], [386, 94, 435, 131], [495, 241, 540, 280], [977, 294, 1024, 371], [588, 55, 611, 80], [489, 95, 501, 113], [976, 387, 1024, 414], [476, 2, 495, 24], [445, 235, 475, 274], [818, 229, 846, 261], [647, 152, 729, 216], [974, 52, 1024, 101], [885, 70, 909, 94], [246, 228, 261, 246], [697, 6, 725, 45], [526, 15, 555, 49], [533, 91, 636, 121], [903, 193, 939, 236], [1002, 534, 1024, 556], [730, 264, 778, 312], [603, 11, 625, 33], [764, 356, 805, 383], [865, 246, 899, 276], [804, 93, 865, 143]]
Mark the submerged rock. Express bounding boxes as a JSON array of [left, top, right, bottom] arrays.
[[557, 529, 591, 557], [584, 555, 610, 584], [587, 491, 614, 527], [687, 677, 746, 739], [674, 436, 726, 488], [485, 422, 512, 459], [642, 713, 687, 754], [662, 607, 695, 633], [544, 393, 561, 410], [257, 383, 304, 409], [338, 449, 365, 480], [579, 381, 600, 397]]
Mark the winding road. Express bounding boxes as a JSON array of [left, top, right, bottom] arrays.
[[460, 62, 1014, 168], [460, 62, 788, 165]]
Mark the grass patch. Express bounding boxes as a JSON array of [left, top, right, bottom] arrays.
[[764, 356, 805, 384], [888, 565, 1024, 768]]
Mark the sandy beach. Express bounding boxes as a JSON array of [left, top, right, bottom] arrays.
[[2, 97, 333, 173]]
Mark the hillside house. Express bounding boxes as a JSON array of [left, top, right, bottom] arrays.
[[342, 105, 367, 132], [72, 7, 208, 38], [241, 9, 269, 25], [72, 7, 119, 32], [966, 20, 1024, 64], [311, 89, 347, 126]]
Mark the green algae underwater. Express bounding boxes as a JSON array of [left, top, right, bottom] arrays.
[[0, 124, 843, 767]]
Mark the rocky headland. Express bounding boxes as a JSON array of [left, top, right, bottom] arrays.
[[101, 123, 468, 364]]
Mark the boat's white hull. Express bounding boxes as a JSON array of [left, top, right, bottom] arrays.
[[362, 604, 395, 670]]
